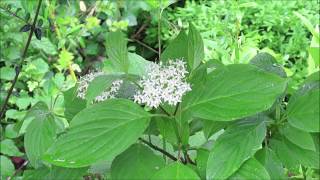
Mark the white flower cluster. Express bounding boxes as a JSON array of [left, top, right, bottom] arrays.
[[77, 71, 123, 102], [134, 59, 191, 108]]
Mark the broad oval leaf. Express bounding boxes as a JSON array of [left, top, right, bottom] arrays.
[[20, 24, 31, 32], [183, 64, 287, 121], [229, 158, 270, 180], [63, 86, 86, 121], [196, 148, 210, 179], [34, 27, 42, 40], [127, 53, 152, 76], [161, 30, 188, 63], [270, 136, 319, 169], [85, 74, 119, 103], [151, 162, 200, 180], [187, 23, 204, 70], [103, 53, 151, 77], [305, 71, 319, 83], [255, 148, 286, 180], [0, 156, 15, 179], [24, 102, 57, 168], [281, 124, 316, 151], [287, 89, 319, 132], [0, 139, 24, 157], [105, 31, 129, 73], [22, 168, 50, 180], [23, 166, 88, 180], [111, 144, 165, 179], [250, 52, 286, 77], [49, 166, 88, 180], [43, 99, 151, 168], [206, 116, 266, 179]]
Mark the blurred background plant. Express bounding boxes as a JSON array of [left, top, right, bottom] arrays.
[[146, 0, 319, 92], [0, 0, 319, 179]]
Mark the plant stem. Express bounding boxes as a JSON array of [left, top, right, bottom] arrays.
[[159, 105, 172, 117], [173, 102, 180, 116], [151, 113, 170, 119], [0, 6, 26, 23], [129, 38, 159, 54], [0, 0, 43, 120], [158, 0, 162, 61], [139, 138, 177, 161], [9, 160, 29, 180]]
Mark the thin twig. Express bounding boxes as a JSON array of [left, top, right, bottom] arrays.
[[0, 6, 26, 23], [8, 160, 29, 180], [159, 105, 171, 117], [0, 0, 43, 120], [173, 102, 180, 116], [129, 38, 159, 54], [131, 22, 149, 40], [158, 2, 162, 62], [183, 151, 196, 165], [139, 138, 177, 161]]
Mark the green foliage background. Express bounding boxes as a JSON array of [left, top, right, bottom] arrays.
[[0, 0, 319, 179]]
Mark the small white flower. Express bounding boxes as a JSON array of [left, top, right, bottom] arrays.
[[134, 59, 191, 108]]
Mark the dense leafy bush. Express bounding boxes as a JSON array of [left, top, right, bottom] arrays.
[[0, 0, 319, 179], [147, 0, 319, 91]]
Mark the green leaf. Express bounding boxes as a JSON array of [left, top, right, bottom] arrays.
[[43, 99, 151, 168], [31, 37, 57, 55], [161, 30, 188, 63], [146, 0, 176, 10], [151, 162, 200, 180], [183, 64, 287, 121], [63, 86, 86, 121], [103, 53, 151, 77], [116, 78, 139, 99], [5, 124, 19, 138], [202, 119, 228, 139], [196, 148, 210, 179], [105, 31, 129, 73], [127, 53, 152, 76], [85, 74, 119, 103], [229, 158, 270, 180], [155, 116, 178, 146], [24, 102, 57, 168], [0, 139, 24, 157], [287, 89, 319, 132], [255, 148, 286, 180], [23, 166, 88, 180], [294, 12, 320, 42], [309, 47, 320, 67], [206, 116, 266, 179], [0, 156, 15, 179], [34, 27, 42, 40], [250, 52, 286, 77], [281, 124, 316, 151], [111, 144, 165, 179], [187, 23, 204, 70], [0, 67, 15, 80], [305, 71, 319, 83], [22, 168, 50, 180], [49, 166, 88, 180], [270, 136, 319, 169]]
